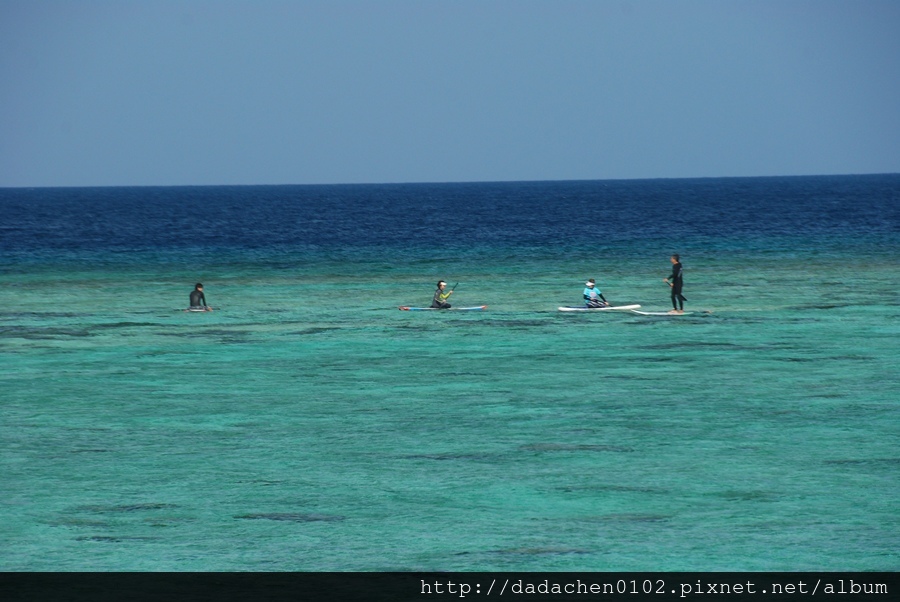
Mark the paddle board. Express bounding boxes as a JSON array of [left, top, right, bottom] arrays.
[[630, 310, 693, 316], [399, 305, 487, 311], [557, 304, 641, 312]]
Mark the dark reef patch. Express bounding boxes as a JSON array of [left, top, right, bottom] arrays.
[[235, 513, 345, 523], [519, 443, 634, 453]]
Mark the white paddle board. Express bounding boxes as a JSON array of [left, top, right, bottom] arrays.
[[558, 304, 641, 312]]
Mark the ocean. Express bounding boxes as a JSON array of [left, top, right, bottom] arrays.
[[1, 175, 897, 571]]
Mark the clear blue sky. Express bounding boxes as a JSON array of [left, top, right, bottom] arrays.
[[2, 0, 899, 187]]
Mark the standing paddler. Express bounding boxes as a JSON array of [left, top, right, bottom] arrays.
[[664, 254, 686, 314]]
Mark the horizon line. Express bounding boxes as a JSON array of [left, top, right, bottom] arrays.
[[2, 171, 898, 190]]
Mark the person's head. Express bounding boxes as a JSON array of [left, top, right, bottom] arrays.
[[437, 281, 446, 289], [670, 254, 680, 264], [195, 283, 203, 290], [585, 279, 596, 288]]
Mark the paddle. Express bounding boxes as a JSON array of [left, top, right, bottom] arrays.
[[436, 282, 458, 307], [664, 280, 686, 301]]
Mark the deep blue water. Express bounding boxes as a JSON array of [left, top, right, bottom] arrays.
[[3, 175, 897, 259]]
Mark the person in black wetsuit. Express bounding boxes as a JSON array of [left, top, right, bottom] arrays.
[[189, 283, 212, 311], [663, 255, 685, 313], [431, 281, 453, 309]]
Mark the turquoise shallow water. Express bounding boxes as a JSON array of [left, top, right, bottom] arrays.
[[2, 177, 898, 571], [2, 248, 898, 570]]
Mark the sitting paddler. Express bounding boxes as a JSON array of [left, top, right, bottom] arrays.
[[583, 279, 609, 308], [189, 282, 213, 311], [431, 280, 453, 309]]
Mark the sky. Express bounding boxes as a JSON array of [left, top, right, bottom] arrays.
[[2, 0, 899, 187]]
